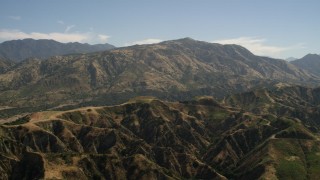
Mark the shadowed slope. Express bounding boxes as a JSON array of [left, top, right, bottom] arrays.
[[1, 93, 320, 179]]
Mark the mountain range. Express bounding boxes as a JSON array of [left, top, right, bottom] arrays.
[[0, 39, 115, 62], [0, 38, 319, 118], [0, 38, 320, 179]]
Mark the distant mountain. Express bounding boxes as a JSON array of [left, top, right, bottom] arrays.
[[0, 38, 319, 115], [0, 39, 115, 62], [291, 54, 320, 76]]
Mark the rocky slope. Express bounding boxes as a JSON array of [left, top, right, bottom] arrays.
[[0, 38, 319, 117], [0, 39, 115, 62], [291, 54, 320, 76], [1, 92, 320, 179]]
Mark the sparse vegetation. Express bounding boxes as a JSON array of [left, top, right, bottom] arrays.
[[4, 115, 30, 125]]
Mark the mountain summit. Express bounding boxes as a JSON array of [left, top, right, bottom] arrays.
[[291, 54, 320, 76]]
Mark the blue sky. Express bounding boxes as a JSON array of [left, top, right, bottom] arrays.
[[1, 0, 319, 59]]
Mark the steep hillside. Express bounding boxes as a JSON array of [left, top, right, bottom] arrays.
[[0, 39, 115, 62], [291, 54, 320, 76], [0, 97, 230, 179], [1, 95, 319, 179], [0, 38, 318, 117]]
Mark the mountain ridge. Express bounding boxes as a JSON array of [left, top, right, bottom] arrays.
[[0, 38, 115, 62], [1, 89, 320, 179]]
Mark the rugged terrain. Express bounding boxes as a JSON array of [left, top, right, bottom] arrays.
[[1, 86, 320, 179], [0, 38, 319, 118], [0, 39, 115, 62], [1, 38, 320, 179]]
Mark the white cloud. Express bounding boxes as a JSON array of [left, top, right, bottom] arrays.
[[98, 34, 110, 43], [125, 38, 163, 46], [8, 16, 21, 20], [64, 25, 75, 33], [212, 37, 304, 58], [0, 29, 111, 44]]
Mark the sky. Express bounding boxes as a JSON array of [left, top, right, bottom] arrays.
[[0, 0, 319, 59]]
